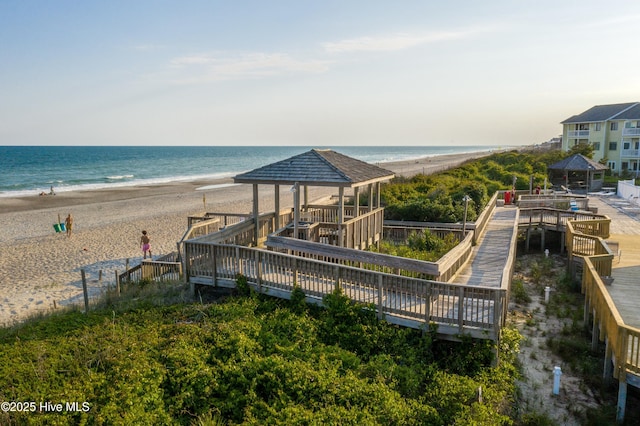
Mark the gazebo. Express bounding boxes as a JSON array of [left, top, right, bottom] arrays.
[[548, 154, 608, 192], [233, 149, 395, 248]]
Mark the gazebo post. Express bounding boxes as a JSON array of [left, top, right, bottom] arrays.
[[368, 183, 374, 212], [354, 187, 360, 217], [376, 182, 381, 208], [338, 186, 344, 247], [303, 185, 308, 212], [274, 184, 280, 231], [252, 184, 259, 246], [293, 182, 300, 239]]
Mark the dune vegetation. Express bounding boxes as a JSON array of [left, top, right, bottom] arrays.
[[0, 148, 588, 425]]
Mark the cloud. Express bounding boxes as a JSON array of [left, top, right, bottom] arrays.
[[169, 52, 330, 83], [581, 13, 640, 28], [322, 31, 472, 53]]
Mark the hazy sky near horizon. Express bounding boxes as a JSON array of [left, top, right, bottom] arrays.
[[2, 1, 640, 147]]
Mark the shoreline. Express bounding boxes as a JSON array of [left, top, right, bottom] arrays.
[[0, 150, 493, 326]]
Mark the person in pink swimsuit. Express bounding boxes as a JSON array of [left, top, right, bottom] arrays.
[[140, 230, 152, 259]]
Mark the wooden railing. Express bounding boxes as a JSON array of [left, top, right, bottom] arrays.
[[582, 257, 640, 379], [183, 241, 506, 339], [566, 217, 640, 379], [342, 208, 384, 249], [519, 208, 608, 232], [473, 191, 499, 244], [267, 233, 441, 280], [383, 225, 466, 244], [118, 253, 182, 284], [436, 231, 474, 282], [499, 208, 520, 325], [187, 212, 249, 228], [518, 194, 589, 210]]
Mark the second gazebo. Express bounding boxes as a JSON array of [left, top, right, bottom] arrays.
[[548, 153, 608, 192]]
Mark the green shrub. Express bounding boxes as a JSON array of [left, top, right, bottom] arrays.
[[512, 278, 531, 304]]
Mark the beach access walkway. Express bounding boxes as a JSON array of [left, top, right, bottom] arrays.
[[182, 198, 520, 342], [451, 206, 518, 288]]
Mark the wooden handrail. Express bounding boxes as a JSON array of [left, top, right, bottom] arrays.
[[567, 217, 640, 379], [183, 241, 505, 339]]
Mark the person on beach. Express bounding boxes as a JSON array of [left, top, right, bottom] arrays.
[[140, 230, 152, 259], [65, 213, 73, 238]]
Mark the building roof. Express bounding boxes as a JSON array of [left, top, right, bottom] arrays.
[[233, 149, 395, 187], [613, 103, 640, 120], [548, 154, 609, 171], [561, 102, 640, 124]]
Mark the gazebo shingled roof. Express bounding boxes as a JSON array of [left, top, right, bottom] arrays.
[[548, 154, 608, 172], [233, 149, 395, 187]]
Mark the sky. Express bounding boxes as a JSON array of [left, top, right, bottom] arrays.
[[2, 1, 640, 147]]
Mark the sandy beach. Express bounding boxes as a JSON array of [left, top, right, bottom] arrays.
[[0, 150, 492, 326]]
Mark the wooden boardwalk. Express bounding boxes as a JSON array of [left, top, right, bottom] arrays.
[[589, 196, 640, 329], [452, 206, 518, 288], [183, 202, 520, 340]]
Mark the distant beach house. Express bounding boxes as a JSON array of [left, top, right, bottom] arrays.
[[561, 102, 640, 175]]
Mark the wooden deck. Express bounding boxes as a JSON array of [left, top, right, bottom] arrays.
[[452, 206, 518, 288], [572, 195, 640, 422], [589, 196, 640, 328], [183, 198, 519, 341]]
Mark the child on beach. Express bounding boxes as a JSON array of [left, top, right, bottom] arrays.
[[65, 213, 73, 238], [140, 230, 152, 259]]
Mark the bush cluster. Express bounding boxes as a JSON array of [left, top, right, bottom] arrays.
[[382, 149, 566, 222], [0, 289, 518, 425]]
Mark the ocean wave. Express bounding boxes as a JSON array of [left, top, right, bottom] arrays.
[[0, 171, 237, 198], [106, 175, 135, 180]]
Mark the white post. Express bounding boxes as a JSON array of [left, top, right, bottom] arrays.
[[545, 286, 551, 303], [553, 366, 562, 395]]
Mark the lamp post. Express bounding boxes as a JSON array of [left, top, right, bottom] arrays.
[[462, 195, 471, 233]]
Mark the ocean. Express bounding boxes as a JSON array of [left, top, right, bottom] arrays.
[[0, 145, 500, 197]]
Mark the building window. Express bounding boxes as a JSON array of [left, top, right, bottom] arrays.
[[609, 142, 618, 150], [595, 123, 602, 131], [622, 162, 629, 170], [592, 142, 600, 151], [611, 122, 619, 131], [624, 142, 630, 150], [608, 161, 616, 170]]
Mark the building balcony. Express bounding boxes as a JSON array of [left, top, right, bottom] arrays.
[[621, 148, 640, 158], [568, 130, 590, 138], [623, 128, 640, 136]]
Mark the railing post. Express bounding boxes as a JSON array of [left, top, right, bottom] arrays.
[[256, 250, 262, 292], [334, 265, 341, 292], [235, 246, 242, 275], [424, 282, 431, 323], [81, 269, 89, 314], [377, 275, 384, 319], [212, 244, 218, 286], [458, 286, 465, 333], [114, 270, 121, 296]]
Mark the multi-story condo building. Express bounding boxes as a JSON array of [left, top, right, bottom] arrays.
[[561, 102, 640, 175]]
